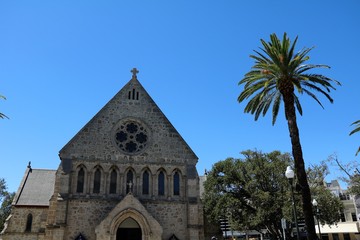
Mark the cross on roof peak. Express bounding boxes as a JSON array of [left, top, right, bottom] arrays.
[[131, 68, 139, 79]]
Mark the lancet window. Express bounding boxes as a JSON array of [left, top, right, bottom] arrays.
[[93, 168, 101, 194], [25, 213, 32, 232], [76, 167, 85, 193], [173, 171, 180, 196], [109, 169, 117, 194], [142, 170, 149, 195], [158, 171, 165, 196]]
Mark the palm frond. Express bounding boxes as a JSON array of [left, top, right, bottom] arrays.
[[259, 91, 277, 118], [238, 32, 340, 125], [289, 47, 313, 72], [260, 39, 282, 69], [356, 147, 360, 156], [251, 50, 272, 64], [238, 79, 271, 103], [292, 78, 303, 93], [286, 35, 298, 66], [0, 95, 8, 119], [350, 120, 360, 136], [301, 80, 334, 104], [296, 64, 330, 74], [272, 92, 282, 125], [293, 95, 303, 116], [303, 74, 341, 90], [0, 113, 9, 119], [301, 88, 325, 108]]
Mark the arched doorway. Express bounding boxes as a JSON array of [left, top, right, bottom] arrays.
[[116, 217, 142, 240], [95, 195, 163, 240]]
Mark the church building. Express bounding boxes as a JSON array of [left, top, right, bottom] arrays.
[[1, 68, 205, 240]]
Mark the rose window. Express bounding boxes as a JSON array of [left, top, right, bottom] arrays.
[[114, 120, 148, 154]]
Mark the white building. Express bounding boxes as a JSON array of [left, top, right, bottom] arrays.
[[316, 180, 360, 240]]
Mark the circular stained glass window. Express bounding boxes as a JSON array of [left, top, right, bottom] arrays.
[[114, 120, 149, 154]]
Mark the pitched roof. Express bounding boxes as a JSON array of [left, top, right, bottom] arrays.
[[59, 69, 198, 162], [13, 168, 56, 206]]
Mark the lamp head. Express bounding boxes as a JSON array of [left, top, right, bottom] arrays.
[[285, 166, 295, 179], [312, 199, 318, 206]]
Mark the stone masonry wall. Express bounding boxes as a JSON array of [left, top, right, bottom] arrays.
[[144, 201, 188, 239], [1, 207, 47, 240], [64, 198, 190, 240], [64, 199, 116, 240], [59, 78, 198, 166]]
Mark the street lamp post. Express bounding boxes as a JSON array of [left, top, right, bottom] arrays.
[[312, 199, 322, 240], [285, 166, 300, 240]]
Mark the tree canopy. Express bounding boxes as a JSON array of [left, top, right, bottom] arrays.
[[203, 150, 343, 239], [306, 162, 343, 225], [0, 178, 14, 233]]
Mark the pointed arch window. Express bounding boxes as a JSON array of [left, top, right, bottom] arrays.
[[76, 168, 85, 193], [174, 172, 180, 196], [142, 170, 149, 195], [158, 171, 165, 196], [110, 169, 117, 194], [93, 168, 101, 194], [126, 170, 134, 194], [25, 213, 32, 232]]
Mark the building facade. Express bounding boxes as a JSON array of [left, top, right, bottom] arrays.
[[316, 180, 360, 240], [1, 69, 204, 240]]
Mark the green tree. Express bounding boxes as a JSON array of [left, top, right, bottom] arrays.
[[0, 192, 15, 232], [203, 150, 294, 239], [348, 173, 360, 196], [0, 179, 6, 198], [307, 162, 343, 226], [237, 33, 340, 239], [203, 150, 343, 239], [0, 95, 8, 119], [0, 178, 14, 232]]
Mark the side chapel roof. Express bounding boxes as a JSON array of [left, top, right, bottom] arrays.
[[13, 166, 56, 207]]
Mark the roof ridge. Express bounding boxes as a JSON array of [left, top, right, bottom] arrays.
[[30, 168, 56, 171]]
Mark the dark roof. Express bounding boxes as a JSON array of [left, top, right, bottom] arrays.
[[14, 168, 56, 206]]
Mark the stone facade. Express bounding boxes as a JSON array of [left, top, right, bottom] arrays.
[[1, 69, 204, 240], [1, 207, 48, 240]]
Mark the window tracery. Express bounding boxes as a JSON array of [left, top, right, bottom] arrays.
[[113, 119, 149, 154]]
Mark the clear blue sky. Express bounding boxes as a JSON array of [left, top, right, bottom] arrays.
[[1, 1, 359, 193]]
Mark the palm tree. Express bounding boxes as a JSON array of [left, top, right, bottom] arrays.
[[0, 95, 8, 119], [238, 33, 340, 240]]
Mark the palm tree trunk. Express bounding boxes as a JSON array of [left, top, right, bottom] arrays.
[[283, 93, 317, 240]]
